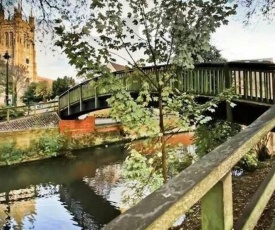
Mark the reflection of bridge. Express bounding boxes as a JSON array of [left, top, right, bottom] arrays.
[[59, 62, 275, 123]]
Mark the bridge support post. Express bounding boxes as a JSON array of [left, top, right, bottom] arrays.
[[79, 85, 83, 112], [95, 86, 98, 109], [201, 172, 233, 230], [224, 64, 233, 122], [67, 89, 71, 116], [226, 103, 233, 122]]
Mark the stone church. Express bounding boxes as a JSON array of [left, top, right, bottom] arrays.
[[0, 2, 54, 105], [0, 3, 37, 82]]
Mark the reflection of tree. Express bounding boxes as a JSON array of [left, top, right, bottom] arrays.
[[84, 163, 121, 197]]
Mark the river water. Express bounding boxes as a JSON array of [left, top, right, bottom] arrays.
[[0, 144, 128, 230]]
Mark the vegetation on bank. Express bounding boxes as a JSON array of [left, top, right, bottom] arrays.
[[0, 131, 124, 166], [121, 119, 274, 207]]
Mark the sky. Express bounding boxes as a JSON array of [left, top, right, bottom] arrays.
[[35, 11, 275, 80], [212, 19, 275, 62]]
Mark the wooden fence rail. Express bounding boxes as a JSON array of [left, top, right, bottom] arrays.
[[0, 101, 58, 122], [104, 105, 275, 230]]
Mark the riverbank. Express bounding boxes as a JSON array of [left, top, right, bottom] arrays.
[[0, 122, 193, 167]]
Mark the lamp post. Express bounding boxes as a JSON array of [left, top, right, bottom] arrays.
[[3, 51, 11, 106]]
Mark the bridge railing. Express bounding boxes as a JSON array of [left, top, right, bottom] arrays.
[[58, 62, 275, 116], [104, 105, 275, 230], [229, 63, 275, 103]]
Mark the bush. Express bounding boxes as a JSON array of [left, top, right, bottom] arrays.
[[238, 150, 258, 172], [0, 142, 26, 165], [194, 120, 242, 157], [256, 134, 271, 161], [35, 134, 66, 157]]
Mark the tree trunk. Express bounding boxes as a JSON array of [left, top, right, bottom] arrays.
[[158, 90, 167, 183], [13, 84, 17, 106]]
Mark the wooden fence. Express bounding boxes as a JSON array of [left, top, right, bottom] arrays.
[[104, 105, 275, 230], [0, 101, 58, 122]]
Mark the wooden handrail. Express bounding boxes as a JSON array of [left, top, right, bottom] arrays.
[[104, 105, 275, 230], [0, 101, 58, 122]]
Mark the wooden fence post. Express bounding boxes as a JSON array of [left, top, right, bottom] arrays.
[[201, 172, 233, 230], [6, 108, 10, 122]]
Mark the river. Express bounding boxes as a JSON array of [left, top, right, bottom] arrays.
[[0, 144, 128, 230]]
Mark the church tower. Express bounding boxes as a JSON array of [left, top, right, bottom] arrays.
[[0, 1, 37, 82]]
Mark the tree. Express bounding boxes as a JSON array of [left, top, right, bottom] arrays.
[[1, 1, 91, 47], [52, 76, 75, 98], [22, 82, 42, 103], [35, 81, 52, 102], [197, 45, 227, 63], [10, 65, 30, 106], [236, 0, 275, 23], [0, 59, 5, 96], [55, 0, 237, 203]]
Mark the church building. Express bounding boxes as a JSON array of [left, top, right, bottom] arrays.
[[0, 3, 37, 82]]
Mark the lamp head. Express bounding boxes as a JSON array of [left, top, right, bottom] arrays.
[[3, 51, 10, 60]]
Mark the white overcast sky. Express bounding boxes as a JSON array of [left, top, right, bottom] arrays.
[[36, 15, 275, 80]]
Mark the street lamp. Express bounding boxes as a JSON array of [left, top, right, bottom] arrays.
[[3, 51, 11, 106]]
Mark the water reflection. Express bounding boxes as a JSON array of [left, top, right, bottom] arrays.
[[0, 145, 127, 229]]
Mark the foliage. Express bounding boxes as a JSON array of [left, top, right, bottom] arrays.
[[237, 0, 275, 23], [0, 106, 25, 121], [22, 82, 43, 103], [122, 145, 197, 206], [0, 1, 90, 48], [194, 120, 242, 157], [52, 76, 76, 98], [0, 142, 26, 165], [35, 81, 52, 101], [54, 0, 237, 205], [194, 119, 266, 172], [0, 61, 29, 106], [0, 59, 5, 94], [238, 150, 259, 172], [35, 134, 65, 157], [10, 65, 30, 106], [196, 45, 227, 63], [0, 133, 67, 166]]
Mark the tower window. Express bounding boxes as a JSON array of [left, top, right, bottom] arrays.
[[26, 58, 29, 64], [5, 32, 8, 47], [10, 32, 13, 46]]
